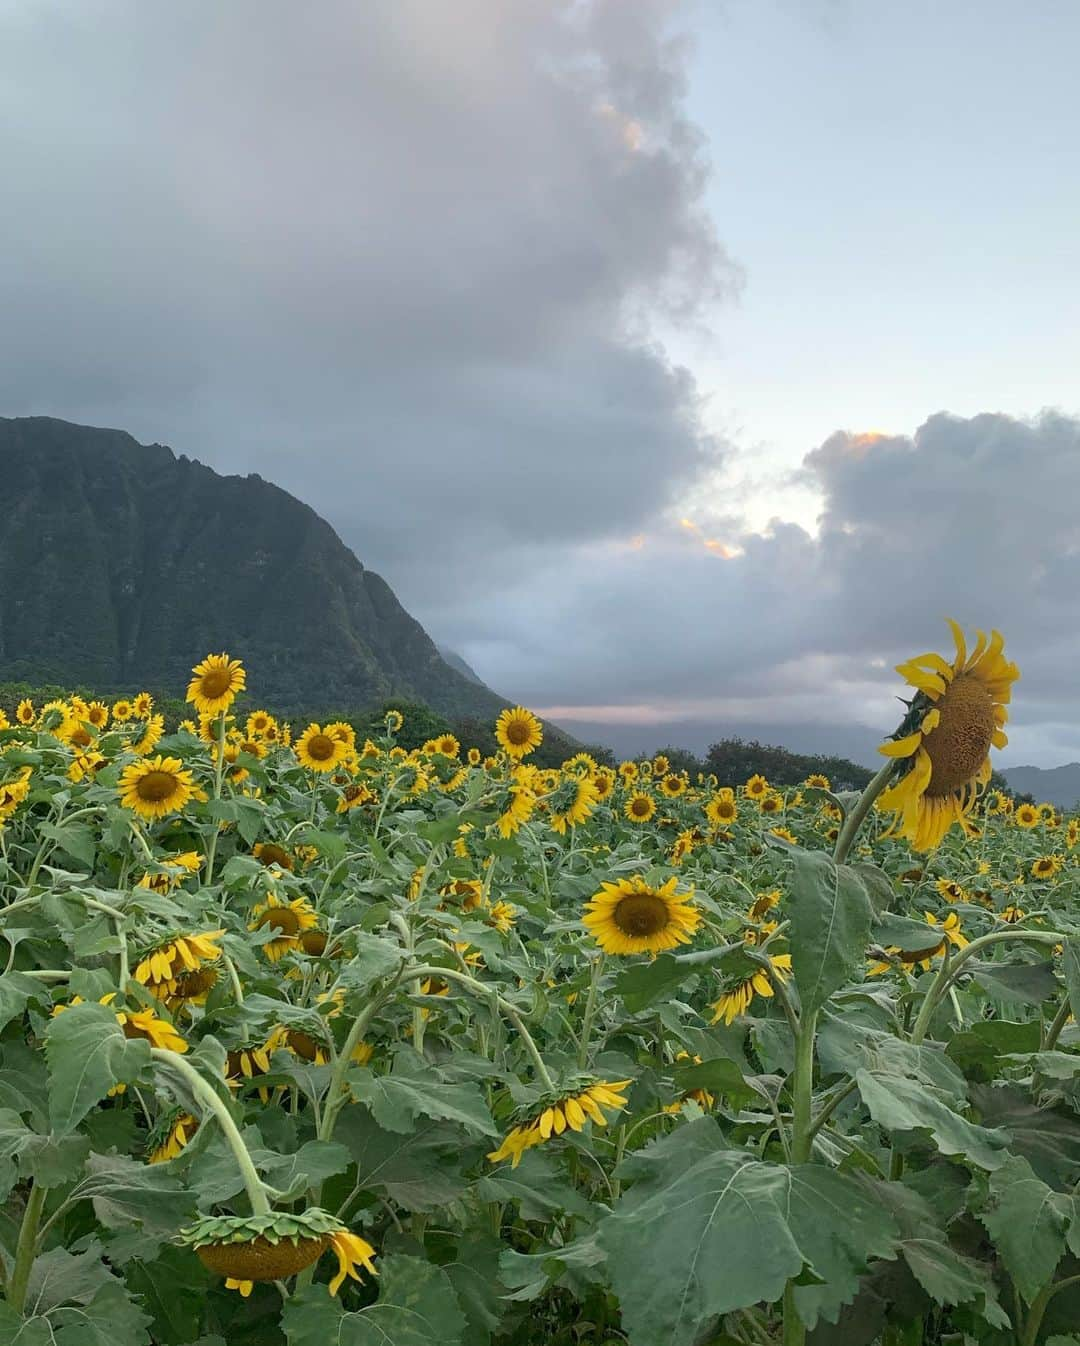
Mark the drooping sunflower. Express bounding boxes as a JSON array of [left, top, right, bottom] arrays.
[[119, 755, 197, 821], [180, 1209, 376, 1298], [664, 1051, 715, 1114], [132, 713, 165, 756], [1000, 904, 1026, 924], [117, 1003, 189, 1053], [1015, 803, 1040, 829], [1031, 854, 1064, 880], [495, 782, 536, 838], [769, 825, 799, 845], [624, 791, 656, 824], [935, 878, 967, 904], [249, 894, 319, 961], [295, 723, 347, 773], [748, 889, 781, 922], [147, 1108, 199, 1164], [138, 850, 204, 894], [186, 653, 246, 716], [487, 1079, 631, 1168], [495, 706, 543, 759], [1067, 819, 1080, 849], [134, 931, 225, 1000], [869, 910, 968, 975], [583, 875, 701, 955], [337, 782, 376, 813], [710, 944, 793, 1025], [0, 769, 32, 819], [876, 622, 1018, 851]]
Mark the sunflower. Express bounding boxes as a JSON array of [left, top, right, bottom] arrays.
[[0, 769, 32, 819], [670, 830, 696, 864], [15, 698, 35, 725], [583, 875, 701, 955], [337, 782, 376, 813], [467, 747, 482, 766], [132, 713, 165, 756], [659, 774, 687, 799], [138, 850, 204, 894], [1038, 803, 1060, 827], [705, 793, 738, 826], [769, 826, 798, 845], [249, 894, 319, 961], [624, 792, 656, 824], [759, 792, 784, 815], [119, 755, 197, 821], [495, 782, 536, 838], [617, 761, 639, 783], [147, 1108, 199, 1164], [84, 700, 109, 729], [67, 750, 106, 784], [1031, 854, 1064, 880], [876, 622, 1018, 851], [383, 708, 404, 733], [664, 1051, 715, 1114], [652, 754, 671, 776], [935, 878, 967, 904], [295, 723, 347, 773], [180, 1210, 376, 1299], [1068, 820, 1080, 850], [487, 1079, 631, 1168], [1015, 803, 1040, 829], [563, 751, 598, 778], [134, 931, 224, 1000], [40, 699, 79, 741], [117, 1004, 188, 1053], [593, 769, 616, 801], [710, 947, 793, 1025], [131, 691, 153, 718], [1000, 904, 1026, 924], [804, 772, 831, 790], [744, 774, 769, 799], [245, 710, 276, 739], [186, 653, 246, 716], [495, 706, 543, 759], [549, 775, 601, 835], [486, 900, 517, 934], [748, 889, 781, 922], [869, 910, 968, 975]]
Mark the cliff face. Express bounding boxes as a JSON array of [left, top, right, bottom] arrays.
[[0, 416, 506, 718]]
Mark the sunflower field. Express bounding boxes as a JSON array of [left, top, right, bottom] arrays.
[[5, 629, 1080, 1346]]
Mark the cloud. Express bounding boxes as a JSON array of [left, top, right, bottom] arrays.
[[0, 0, 736, 608], [468, 410, 1080, 766]]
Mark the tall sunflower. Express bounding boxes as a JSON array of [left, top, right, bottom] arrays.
[[186, 653, 246, 716], [495, 706, 543, 759], [877, 622, 1018, 851], [583, 875, 701, 955], [119, 756, 197, 821]]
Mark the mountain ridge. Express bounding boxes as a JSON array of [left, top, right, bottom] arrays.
[[1000, 762, 1080, 809], [0, 416, 508, 719]]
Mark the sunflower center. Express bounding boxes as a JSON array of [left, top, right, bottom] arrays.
[[631, 799, 650, 817], [256, 907, 300, 935], [922, 673, 996, 797], [137, 770, 180, 802], [306, 733, 336, 761], [613, 892, 670, 937], [199, 668, 234, 698], [505, 719, 532, 746]]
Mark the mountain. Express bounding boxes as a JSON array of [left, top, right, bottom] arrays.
[[1001, 763, 1080, 809], [0, 416, 508, 719], [438, 647, 486, 686]]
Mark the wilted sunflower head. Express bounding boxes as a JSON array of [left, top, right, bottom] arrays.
[[583, 874, 700, 955], [877, 621, 1018, 851], [186, 653, 246, 716]]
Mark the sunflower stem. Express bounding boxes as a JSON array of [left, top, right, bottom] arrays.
[[831, 759, 895, 865], [577, 953, 604, 1070], [7, 1179, 47, 1315], [318, 967, 407, 1143], [203, 709, 228, 886], [910, 928, 1066, 1044], [150, 1048, 271, 1216], [1043, 993, 1073, 1052]]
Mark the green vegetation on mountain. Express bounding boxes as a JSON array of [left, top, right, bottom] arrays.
[[0, 416, 508, 720]]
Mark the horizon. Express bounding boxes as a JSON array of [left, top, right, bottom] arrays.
[[2, 2, 1079, 767]]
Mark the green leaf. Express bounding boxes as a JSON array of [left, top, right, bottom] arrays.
[[282, 1254, 466, 1346], [81, 1151, 197, 1238], [1060, 938, 1080, 1023], [125, 1246, 211, 1346], [44, 1001, 150, 1134], [334, 1110, 475, 1211], [0, 1108, 89, 1186], [788, 849, 873, 1013], [969, 958, 1060, 1006], [0, 1304, 52, 1346], [672, 1056, 757, 1108], [499, 1235, 607, 1301], [25, 1241, 116, 1313], [0, 970, 50, 1032], [347, 1051, 495, 1137], [335, 934, 404, 994], [50, 1280, 153, 1345], [600, 1154, 899, 1343], [900, 1238, 1010, 1328], [39, 820, 96, 868], [979, 1155, 1071, 1303], [614, 952, 693, 1013], [972, 1084, 1080, 1186], [439, 1234, 507, 1342], [818, 1015, 966, 1097], [476, 1148, 593, 1220], [856, 1069, 1010, 1171]]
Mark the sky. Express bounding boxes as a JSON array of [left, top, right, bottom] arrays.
[[1, 0, 1078, 766]]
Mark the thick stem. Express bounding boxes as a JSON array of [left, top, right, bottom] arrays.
[[150, 1048, 270, 1215], [1043, 994, 1073, 1052], [832, 760, 895, 865], [319, 970, 405, 1142], [789, 1009, 817, 1164], [203, 710, 228, 886], [911, 929, 1065, 1044], [782, 1283, 804, 1346], [577, 953, 604, 1070], [6, 1180, 47, 1314]]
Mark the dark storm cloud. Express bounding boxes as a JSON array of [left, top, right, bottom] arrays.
[[0, 0, 736, 611]]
